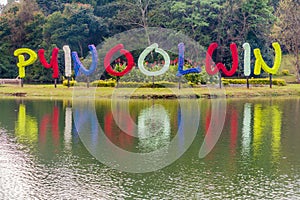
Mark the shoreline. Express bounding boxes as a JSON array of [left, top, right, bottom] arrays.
[[1, 84, 300, 100]]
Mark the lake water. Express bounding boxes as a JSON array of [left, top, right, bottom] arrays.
[[0, 98, 299, 199]]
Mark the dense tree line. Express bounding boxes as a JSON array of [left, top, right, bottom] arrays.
[[0, 0, 299, 82]]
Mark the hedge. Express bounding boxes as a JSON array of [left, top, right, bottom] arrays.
[[91, 79, 116, 87], [62, 79, 77, 86], [91, 81, 179, 88], [222, 78, 287, 86], [281, 70, 290, 76]]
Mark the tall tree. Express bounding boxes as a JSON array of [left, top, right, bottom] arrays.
[[9, 0, 43, 47], [0, 0, 45, 79], [212, 0, 275, 76], [273, 0, 300, 81], [110, 0, 161, 46], [43, 3, 108, 57]]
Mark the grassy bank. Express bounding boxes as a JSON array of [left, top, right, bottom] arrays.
[[1, 84, 300, 99]]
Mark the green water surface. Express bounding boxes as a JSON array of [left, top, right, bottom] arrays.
[[0, 98, 299, 199]]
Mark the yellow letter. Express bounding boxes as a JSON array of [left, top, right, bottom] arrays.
[[14, 48, 37, 78], [254, 42, 282, 75]]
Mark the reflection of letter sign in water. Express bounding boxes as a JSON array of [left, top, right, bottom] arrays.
[[253, 104, 282, 160], [271, 106, 282, 162], [15, 104, 38, 144], [104, 112, 134, 150], [242, 103, 252, 156], [253, 104, 263, 158], [230, 108, 238, 156], [39, 106, 60, 147], [64, 107, 73, 151], [137, 105, 171, 152], [73, 108, 99, 146]]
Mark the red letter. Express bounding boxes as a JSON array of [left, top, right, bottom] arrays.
[[205, 43, 238, 76], [104, 44, 134, 77], [38, 48, 59, 79]]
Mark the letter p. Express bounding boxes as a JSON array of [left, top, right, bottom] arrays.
[[14, 48, 38, 78]]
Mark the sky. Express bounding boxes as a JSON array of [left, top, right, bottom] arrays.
[[0, 0, 7, 5]]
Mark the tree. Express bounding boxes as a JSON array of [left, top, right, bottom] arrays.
[[36, 0, 98, 15], [0, 0, 46, 79], [110, 0, 162, 46], [273, 0, 300, 81], [43, 3, 108, 57], [211, 0, 275, 76]]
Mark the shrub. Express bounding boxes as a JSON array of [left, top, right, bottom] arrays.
[[62, 79, 77, 86], [118, 81, 178, 88], [140, 81, 177, 88], [222, 80, 230, 86], [272, 79, 287, 86], [117, 82, 144, 88], [120, 65, 179, 83], [281, 69, 290, 76], [91, 79, 116, 87], [222, 78, 287, 86]]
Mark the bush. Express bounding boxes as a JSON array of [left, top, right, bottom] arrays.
[[91, 79, 116, 87], [119, 65, 179, 83], [222, 78, 287, 86], [272, 79, 287, 86], [117, 82, 144, 88], [281, 69, 290, 76], [140, 81, 177, 88], [62, 79, 77, 86], [118, 81, 178, 88]]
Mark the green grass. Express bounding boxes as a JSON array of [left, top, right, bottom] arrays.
[[1, 83, 300, 99]]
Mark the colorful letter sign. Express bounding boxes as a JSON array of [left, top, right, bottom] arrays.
[[138, 43, 170, 76], [205, 43, 239, 77], [14, 48, 38, 78], [254, 42, 282, 75], [176, 43, 201, 77], [243, 43, 251, 77], [104, 44, 134, 77], [72, 45, 98, 77], [63, 45, 72, 78], [38, 48, 60, 79]]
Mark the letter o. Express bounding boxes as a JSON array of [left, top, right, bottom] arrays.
[[138, 43, 170, 76]]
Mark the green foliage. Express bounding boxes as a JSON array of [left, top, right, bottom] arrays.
[[103, 63, 220, 86], [43, 3, 108, 56], [91, 81, 179, 88], [117, 82, 144, 88], [273, 0, 300, 81], [0, 0, 284, 84], [222, 78, 287, 86], [0, 0, 45, 79], [195, 67, 220, 84], [139, 81, 177, 88], [117, 65, 179, 83]]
